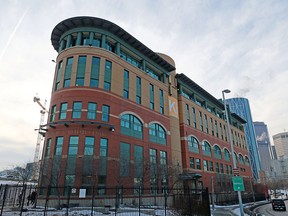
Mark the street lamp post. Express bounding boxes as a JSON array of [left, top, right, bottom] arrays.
[[222, 89, 244, 216]]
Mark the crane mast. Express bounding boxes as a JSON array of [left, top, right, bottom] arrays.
[[32, 96, 48, 181]]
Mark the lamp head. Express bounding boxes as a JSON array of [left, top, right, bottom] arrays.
[[222, 89, 231, 94]]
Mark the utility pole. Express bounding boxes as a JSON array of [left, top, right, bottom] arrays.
[[222, 89, 244, 216]]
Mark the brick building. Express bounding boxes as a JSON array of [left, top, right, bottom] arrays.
[[39, 16, 252, 197]]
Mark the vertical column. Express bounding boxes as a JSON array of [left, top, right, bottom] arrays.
[[89, 32, 94, 45], [66, 35, 72, 48], [59, 40, 65, 52], [141, 59, 146, 71], [101, 34, 106, 49], [116, 42, 120, 56], [76, 32, 82, 45]]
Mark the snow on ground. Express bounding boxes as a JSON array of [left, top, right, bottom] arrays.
[[1, 207, 178, 216]]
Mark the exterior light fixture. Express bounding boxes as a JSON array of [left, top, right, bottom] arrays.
[[110, 127, 115, 132]]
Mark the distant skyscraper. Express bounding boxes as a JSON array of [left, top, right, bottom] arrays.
[[271, 145, 278, 159], [226, 97, 261, 180], [273, 132, 288, 158], [253, 121, 273, 172]]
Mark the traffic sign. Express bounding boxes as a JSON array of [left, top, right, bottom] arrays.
[[232, 176, 245, 191]]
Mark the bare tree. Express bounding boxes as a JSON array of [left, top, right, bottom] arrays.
[[9, 162, 33, 186]]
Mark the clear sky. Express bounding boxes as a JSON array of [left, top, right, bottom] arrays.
[[1, 0, 287, 171]]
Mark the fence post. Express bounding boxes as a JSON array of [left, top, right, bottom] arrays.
[[20, 184, 27, 216], [188, 186, 192, 216], [91, 185, 95, 216], [164, 189, 167, 216], [138, 185, 141, 216], [205, 187, 211, 216], [66, 186, 71, 216], [44, 185, 51, 216], [0, 184, 8, 216]]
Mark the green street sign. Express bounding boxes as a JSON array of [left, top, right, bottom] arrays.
[[232, 176, 245, 191]]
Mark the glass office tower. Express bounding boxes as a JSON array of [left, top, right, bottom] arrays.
[[253, 121, 274, 173], [226, 98, 261, 180]]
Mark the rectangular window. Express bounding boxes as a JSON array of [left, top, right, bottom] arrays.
[[160, 150, 168, 193], [120, 142, 130, 176], [186, 104, 190, 125], [84, 137, 94, 155], [90, 57, 100, 87], [104, 60, 112, 91], [192, 107, 197, 128], [204, 114, 209, 133], [65, 175, 75, 186], [63, 57, 73, 87], [76, 56, 86, 86], [199, 111, 203, 131], [190, 157, 195, 169], [159, 89, 164, 114], [225, 164, 229, 174], [55, 137, 63, 156], [224, 125, 227, 141], [160, 151, 167, 165], [196, 158, 201, 170], [100, 138, 108, 157], [150, 149, 158, 194], [101, 105, 110, 122], [220, 163, 224, 173], [136, 76, 141, 104], [68, 136, 79, 155], [55, 61, 63, 90], [215, 120, 219, 138], [216, 162, 219, 173], [87, 102, 97, 120], [203, 160, 208, 171], [149, 84, 154, 110], [123, 69, 129, 99], [220, 123, 223, 140], [210, 117, 214, 136], [134, 145, 143, 179], [209, 161, 214, 171], [72, 102, 82, 118], [99, 138, 108, 177], [150, 149, 157, 164], [45, 139, 51, 157], [59, 103, 68, 120], [50, 105, 56, 122]]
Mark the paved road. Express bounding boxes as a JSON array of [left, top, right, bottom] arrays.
[[254, 200, 288, 216], [212, 208, 238, 216]]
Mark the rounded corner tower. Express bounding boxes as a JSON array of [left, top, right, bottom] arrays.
[[39, 16, 180, 198]]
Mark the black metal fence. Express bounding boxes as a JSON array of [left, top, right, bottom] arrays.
[[210, 192, 267, 205], [0, 184, 211, 216]]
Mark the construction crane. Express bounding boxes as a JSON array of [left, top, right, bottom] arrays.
[[32, 96, 48, 181]]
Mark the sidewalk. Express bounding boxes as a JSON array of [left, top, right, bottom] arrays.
[[212, 207, 238, 216]]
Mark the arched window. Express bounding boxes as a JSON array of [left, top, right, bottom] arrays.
[[245, 156, 250, 166], [149, 123, 166, 145], [202, 141, 211, 156], [239, 154, 244, 165], [213, 145, 222, 159], [224, 149, 230, 161], [120, 114, 143, 139], [188, 136, 199, 153]]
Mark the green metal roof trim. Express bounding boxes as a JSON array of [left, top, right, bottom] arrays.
[[51, 16, 176, 72], [231, 113, 246, 124], [176, 73, 246, 124], [176, 73, 225, 109]]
